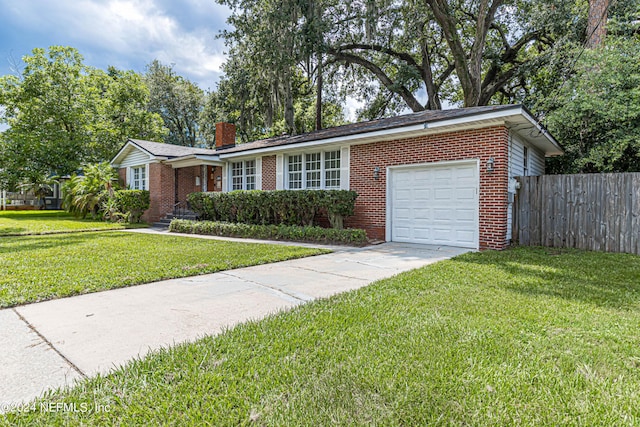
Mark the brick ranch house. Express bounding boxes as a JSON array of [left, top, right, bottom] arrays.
[[110, 105, 563, 250]]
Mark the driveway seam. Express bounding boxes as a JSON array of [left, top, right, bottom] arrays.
[[287, 264, 387, 281], [12, 308, 87, 379], [218, 272, 312, 303]]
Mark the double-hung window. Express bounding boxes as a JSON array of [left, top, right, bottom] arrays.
[[286, 150, 340, 190], [231, 160, 256, 190], [131, 165, 146, 190]]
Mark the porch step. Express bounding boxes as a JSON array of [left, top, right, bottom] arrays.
[[152, 218, 173, 229], [152, 209, 199, 228]]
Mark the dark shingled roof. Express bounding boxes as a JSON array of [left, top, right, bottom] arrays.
[[129, 139, 216, 158], [216, 105, 521, 155]]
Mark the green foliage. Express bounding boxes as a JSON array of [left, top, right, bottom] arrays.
[[0, 232, 325, 307], [537, 38, 640, 173], [107, 190, 150, 223], [0, 47, 166, 184], [188, 190, 358, 228], [170, 219, 368, 246], [61, 162, 118, 219], [218, 0, 586, 124], [145, 60, 207, 147], [215, 60, 346, 142]]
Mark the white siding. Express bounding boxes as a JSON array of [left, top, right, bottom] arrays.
[[119, 148, 152, 168], [507, 132, 546, 240]]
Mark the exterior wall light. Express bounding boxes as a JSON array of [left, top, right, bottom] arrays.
[[486, 157, 495, 172], [374, 166, 381, 180]]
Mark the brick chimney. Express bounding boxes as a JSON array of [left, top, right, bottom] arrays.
[[215, 122, 236, 149]]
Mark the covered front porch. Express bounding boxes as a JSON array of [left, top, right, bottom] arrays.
[[150, 156, 225, 225]]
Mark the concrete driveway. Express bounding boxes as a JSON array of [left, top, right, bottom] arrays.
[[0, 239, 470, 411]]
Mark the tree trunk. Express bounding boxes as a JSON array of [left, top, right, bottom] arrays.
[[316, 56, 323, 131], [586, 0, 609, 48]]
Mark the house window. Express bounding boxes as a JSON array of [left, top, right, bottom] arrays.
[[131, 166, 146, 190], [324, 150, 341, 189], [286, 150, 340, 190], [231, 160, 256, 190], [305, 153, 321, 189], [288, 155, 303, 189], [523, 146, 529, 176]]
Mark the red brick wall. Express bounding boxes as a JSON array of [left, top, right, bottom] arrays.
[[145, 163, 175, 223], [176, 166, 202, 204], [345, 126, 510, 250], [262, 155, 277, 190], [216, 122, 236, 148]]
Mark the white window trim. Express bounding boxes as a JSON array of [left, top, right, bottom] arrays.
[[228, 158, 260, 191], [128, 164, 148, 190], [284, 149, 344, 190]]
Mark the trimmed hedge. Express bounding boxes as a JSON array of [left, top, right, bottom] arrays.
[[187, 190, 358, 229], [169, 219, 369, 246]]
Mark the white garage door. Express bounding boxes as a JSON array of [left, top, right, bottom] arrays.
[[389, 161, 479, 248]]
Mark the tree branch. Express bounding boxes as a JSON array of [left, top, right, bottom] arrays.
[[327, 48, 425, 112]]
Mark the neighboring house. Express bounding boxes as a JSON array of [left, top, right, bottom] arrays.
[[110, 105, 563, 250]]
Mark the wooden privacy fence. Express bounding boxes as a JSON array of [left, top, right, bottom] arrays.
[[513, 173, 640, 254]]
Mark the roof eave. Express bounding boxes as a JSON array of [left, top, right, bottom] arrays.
[[219, 107, 525, 159], [110, 139, 160, 167], [163, 154, 224, 169]]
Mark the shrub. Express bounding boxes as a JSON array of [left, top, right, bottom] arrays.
[[187, 190, 358, 228], [169, 219, 368, 246], [104, 190, 150, 223]]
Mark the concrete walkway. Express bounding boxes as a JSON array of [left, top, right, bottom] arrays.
[[0, 236, 470, 411]]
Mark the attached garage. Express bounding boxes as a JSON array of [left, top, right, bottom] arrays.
[[386, 161, 479, 248]]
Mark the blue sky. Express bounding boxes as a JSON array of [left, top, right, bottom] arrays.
[[0, 0, 232, 91]]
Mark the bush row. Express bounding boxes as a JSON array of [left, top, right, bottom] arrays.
[[187, 190, 358, 229], [169, 219, 369, 246]]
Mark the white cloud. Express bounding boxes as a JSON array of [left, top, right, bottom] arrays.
[[0, 0, 230, 89]]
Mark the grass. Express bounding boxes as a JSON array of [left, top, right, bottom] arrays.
[[0, 232, 328, 307], [3, 246, 640, 425], [0, 210, 145, 236]]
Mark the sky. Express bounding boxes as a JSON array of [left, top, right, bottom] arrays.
[[0, 0, 232, 91]]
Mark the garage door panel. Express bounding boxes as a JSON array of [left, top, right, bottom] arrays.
[[456, 188, 476, 200], [390, 162, 478, 248], [456, 209, 476, 225], [434, 188, 453, 200], [394, 208, 411, 220]]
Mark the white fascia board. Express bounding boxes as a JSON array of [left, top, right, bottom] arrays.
[[218, 107, 526, 159], [218, 123, 427, 159], [163, 155, 224, 169], [111, 140, 160, 167], [518, 108, 564, 156]]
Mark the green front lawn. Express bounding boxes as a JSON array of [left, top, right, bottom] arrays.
[[0, 232, 328, 307], [0, 210, 144, 236], [5, 247, 640, 425]]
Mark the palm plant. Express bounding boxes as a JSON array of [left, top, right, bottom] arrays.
[[61, 162, 118, 219]]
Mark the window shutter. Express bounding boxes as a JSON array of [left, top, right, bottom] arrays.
[[276, 154, 284, 190], [340, 146, 350, 190], [255, 157, 262, 190], [221, 165, 227, 192]]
